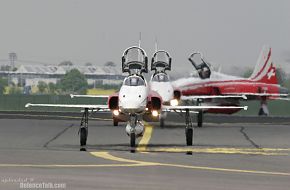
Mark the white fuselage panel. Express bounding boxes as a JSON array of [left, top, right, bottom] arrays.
[[118, 85, 149, 114], [150, 81, 174, 103]]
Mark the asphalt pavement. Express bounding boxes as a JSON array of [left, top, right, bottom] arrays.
[[0, 115, 290, 190]]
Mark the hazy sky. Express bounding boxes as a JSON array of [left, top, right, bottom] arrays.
[[0, 0, 289, 75]]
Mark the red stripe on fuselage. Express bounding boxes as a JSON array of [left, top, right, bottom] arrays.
[[181, 79, 280, 96]]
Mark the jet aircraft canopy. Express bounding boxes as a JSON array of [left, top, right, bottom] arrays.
[[124, 76, 146, 86], [122, 46, 148, 74], [188, 52, 212, 79], [152, 73, 169, 82], [151, 50, 172, 71]]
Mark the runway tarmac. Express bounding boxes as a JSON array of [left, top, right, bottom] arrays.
[[0, 116, 290, 190]]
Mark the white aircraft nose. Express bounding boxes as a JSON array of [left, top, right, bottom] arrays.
[[151, 82, 174, 103], [119, 86, 148, 113]]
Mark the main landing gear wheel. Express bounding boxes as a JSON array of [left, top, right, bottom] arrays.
[[113, 118, 119, 126], [185, 109, 193, 146], [159, 112, 166, 128], [79, 108, 89, 151], [197, 111, 203, 127], [185, 128, 193, 146], [80, 128, 88, 147], [160, 117, 165, 128]]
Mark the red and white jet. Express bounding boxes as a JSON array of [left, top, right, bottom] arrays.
[[25, 46, 248, 150], [173, 46, 289, 127]]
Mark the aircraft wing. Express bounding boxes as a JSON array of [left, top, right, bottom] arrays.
[[163, 105, 248, 112], [223, 92, 288, 97], [222, 93, 289, 99], [180, 95, 247, 100], [25, 103, 110, 111], [70, 94, 109, 99]]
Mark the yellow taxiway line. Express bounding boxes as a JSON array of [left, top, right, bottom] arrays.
[[136, 122, 153, 152], [148, 147, 290, 156], [89, 151, 290, 177], [0, 151, 290, 177]]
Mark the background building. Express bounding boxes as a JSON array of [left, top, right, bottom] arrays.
[[0, 64, 125, 87]]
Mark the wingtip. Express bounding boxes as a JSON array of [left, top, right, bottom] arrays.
[[70, 94, 74, 98], [242, 95, 247, 100], [25, 103, 31, 108], [243, 106, 248, 110]]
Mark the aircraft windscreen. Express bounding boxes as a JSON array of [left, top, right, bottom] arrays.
[[124, 48, 146, 64], [152, 74, 169, 82], [189, 52, 212, 79], [154, 51, 170, 64], [124, 77, 145, 86], [191, 53, 204, 66]]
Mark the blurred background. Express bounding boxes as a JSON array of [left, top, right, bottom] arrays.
[[0, 0, 289, 115]]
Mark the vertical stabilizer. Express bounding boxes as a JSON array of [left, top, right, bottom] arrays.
[[250, 46, 278, 84]]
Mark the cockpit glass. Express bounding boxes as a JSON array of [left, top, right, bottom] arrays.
[[154, 52, 170, 64], [124, 77, 145, 86], [152, 74, 169, 82], [124, 48, 145, 64]]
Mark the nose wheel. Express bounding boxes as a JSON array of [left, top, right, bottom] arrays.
[[129, 114, 137, 148], [130, 133, 136, 148]]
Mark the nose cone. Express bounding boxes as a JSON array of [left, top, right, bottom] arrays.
[[151, 82, 174, 103], [279, 87, 289, 96], [119, 86, 148, 113]]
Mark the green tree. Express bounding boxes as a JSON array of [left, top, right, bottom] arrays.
[[283, 76, 290, 90], [48, 82, 57, 94], [0, 78, 8, 94], [243, 68, 253, 78], [276, 67, 287, 86], [58, 69, 88, 94], [37, 81, 48, 94], [9, 86, 22, 94]]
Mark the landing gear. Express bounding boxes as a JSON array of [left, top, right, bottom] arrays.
[[259, 98, 269, 116], [197, 111, 203, 127], [159, 112, 166, 128], [185, 128, 193, 146], [196, 98, 203, 127], [130, 133, 136, 148], [160, 118, 164, 128], [129, 114, 137, 148], [185, 109, 193, 146], [113, 118, 119, 126], [79, 108, 89, 151]]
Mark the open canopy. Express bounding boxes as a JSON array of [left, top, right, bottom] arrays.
[[122, 46, 148, 74], [151, 50, 171, 71]]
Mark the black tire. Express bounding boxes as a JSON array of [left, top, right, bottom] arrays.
[[197, 111, 203, 127], [113, 118, 118, 126], [185, 128, 193, 146], [130, 132, 136, 148], [80, 128, 87, 146], [258, 107, 267, 116], [160, 118, 164, 128]]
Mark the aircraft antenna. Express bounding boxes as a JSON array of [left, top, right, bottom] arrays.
[[155, 37, 158, 52]]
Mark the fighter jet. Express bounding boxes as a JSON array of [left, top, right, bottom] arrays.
[[25, 46, 248, 150], [173, 46, 289, 127]]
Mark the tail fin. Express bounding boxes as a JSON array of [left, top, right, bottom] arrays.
[[249, 46, 278, 84]]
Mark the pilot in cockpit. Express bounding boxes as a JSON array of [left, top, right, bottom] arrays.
[[199, 66, 210, 79]]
